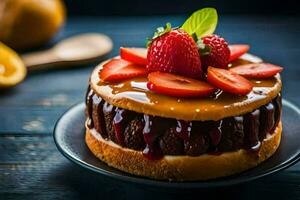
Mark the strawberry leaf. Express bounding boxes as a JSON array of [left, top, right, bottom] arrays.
[[197, 39, 212, 56], [146, 23, 172, 47], [181, 8, 218, 38]]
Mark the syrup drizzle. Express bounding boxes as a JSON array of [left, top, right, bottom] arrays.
[[209, 120, 222, 146], [91, 94, 102, 133], [86, 88, 94, 128], [244, 109, 260, 151], [259, 102, 275, 140], [96, 96, 108, 139], [142, 115, 163, 160], [175, 120, 192, 141], [272, 93, 282, 132], [113, 108, 125, 146], [103, 101, 114, 112], [250, 141, 261, 152]]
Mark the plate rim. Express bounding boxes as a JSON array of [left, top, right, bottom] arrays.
[[53, 99, 300, 188]]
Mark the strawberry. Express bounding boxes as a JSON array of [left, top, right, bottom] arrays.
[[200, 34, 230, 70], [207, 66, 253, 95], [120, 47, 148, 66], [229, 63, 283, 78], [147, 72, 215, 97], [99, 58, 147, 82], [147, 28, 203, 80], [229, 44, 250, 62]]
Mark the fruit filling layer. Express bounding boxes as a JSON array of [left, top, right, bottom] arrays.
[[86, 86, 282, 160]]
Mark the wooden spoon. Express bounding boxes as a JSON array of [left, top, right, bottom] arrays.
[[21, 33, 113, 71]]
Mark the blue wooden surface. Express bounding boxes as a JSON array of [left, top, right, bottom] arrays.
[[1, 15, 300, 199]]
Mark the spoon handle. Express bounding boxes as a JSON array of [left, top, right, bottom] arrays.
[[21, 50, 59, 71], [21, 33, 113, 71]]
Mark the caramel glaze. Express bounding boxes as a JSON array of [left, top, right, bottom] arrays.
[[90, 54, 282, 121], [86, 89, 282, 160]]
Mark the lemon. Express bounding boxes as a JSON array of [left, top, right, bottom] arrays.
[[0, 42, 26, 88], [0, 0, 65, 50]]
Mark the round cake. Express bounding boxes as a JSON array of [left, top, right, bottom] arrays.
[[84, 8, 283, 181]]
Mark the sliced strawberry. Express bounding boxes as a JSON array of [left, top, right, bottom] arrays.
[[207, 66, 253, 95], [120, 47, 148, 66], [147, 72, 215, 97], [229, 44, 250, 62], [99, 58, 147, 82], [229, 63, 283, 78]]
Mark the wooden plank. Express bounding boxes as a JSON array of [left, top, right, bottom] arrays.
[[1, 15, 300, 199], [0, 106, 72, 134], [0, 136, 126, 199]]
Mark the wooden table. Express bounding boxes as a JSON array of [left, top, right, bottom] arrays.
[[1, 15, 300, 199]]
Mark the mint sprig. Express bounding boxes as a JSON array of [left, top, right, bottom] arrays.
[[181, 8, 218, 39], [146, 23, 172, 47]]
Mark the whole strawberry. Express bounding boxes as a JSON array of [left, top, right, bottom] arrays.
[[147, 28, 203, 80], [200, 34, 230, 71]]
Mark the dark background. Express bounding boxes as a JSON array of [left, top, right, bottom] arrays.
[[64, 0, 300, 15], [2, 1, 300, 200]]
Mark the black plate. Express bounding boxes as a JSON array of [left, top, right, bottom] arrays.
[[54, 99, 300, 188]]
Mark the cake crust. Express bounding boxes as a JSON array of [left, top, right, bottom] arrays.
[[85, 121, 282, 181]]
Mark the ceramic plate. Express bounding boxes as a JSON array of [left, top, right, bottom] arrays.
[[54, 99, 300, 189]]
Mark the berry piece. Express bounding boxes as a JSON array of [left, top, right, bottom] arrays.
[[99, 58, 147, 82], [147, 29, 203, 79], [184, 132, 209, 156], [147, 71, 215, 97], [124, 117, 146, 151], [229, 44, 250, 62], [159, 127, 184, 155], [229, 63, 283, 78], [120, 47, 148, 66], [207, 66, 253, 95], [201, 34, 230, 70]]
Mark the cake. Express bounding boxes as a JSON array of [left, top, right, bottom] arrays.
[[84, 8, 283, 181]]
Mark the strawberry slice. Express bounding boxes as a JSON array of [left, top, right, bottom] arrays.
[[120, 47, 148, 66], [229, 44, 250, 62], [99, 58, 147, 82], [207, 66, 253, 95], [147, 72, 215, 97], [229, 63, 283, 78]]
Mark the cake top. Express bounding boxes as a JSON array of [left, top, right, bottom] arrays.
[[91, 8, 283, 120], [91, 54, 281, 120]]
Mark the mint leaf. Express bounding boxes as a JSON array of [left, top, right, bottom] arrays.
[[181, 8, 218, 38], [146, 23, 172, 47]]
